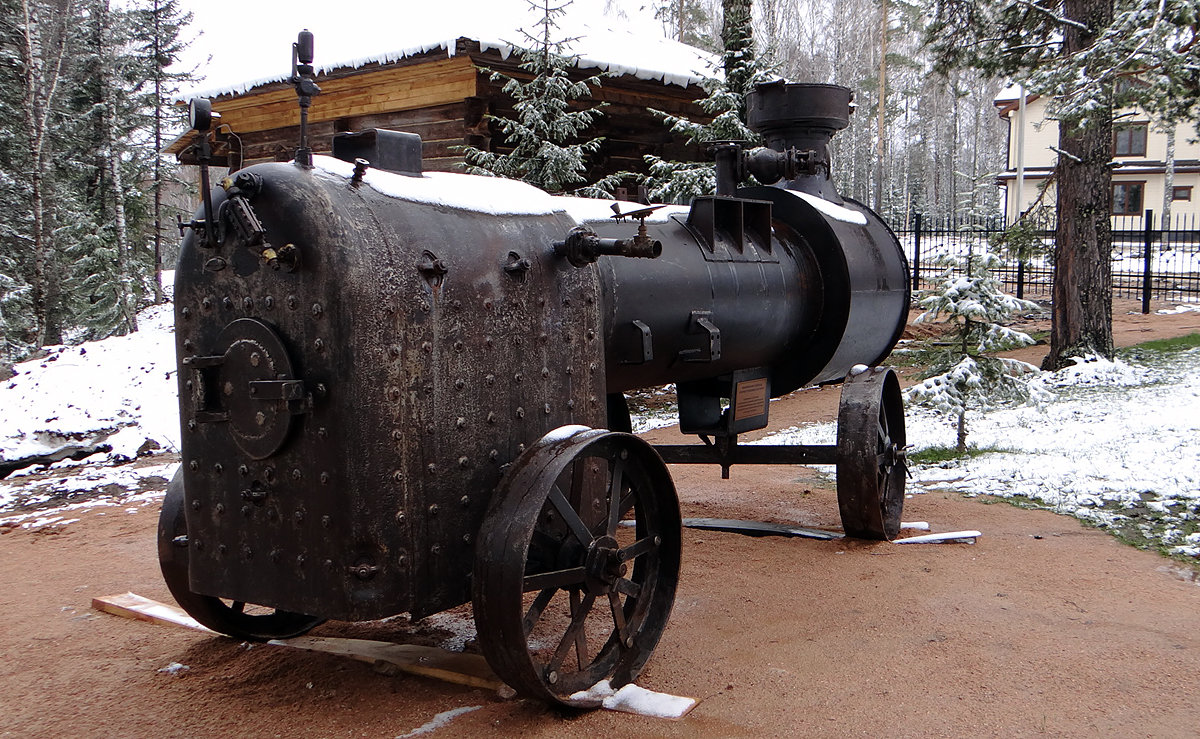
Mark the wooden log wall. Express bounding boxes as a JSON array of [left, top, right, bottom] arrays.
[[171, 38, 710, 181]]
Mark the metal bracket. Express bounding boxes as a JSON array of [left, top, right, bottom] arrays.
[[618, 320, 653, 365], [679, 311, 721, 362]]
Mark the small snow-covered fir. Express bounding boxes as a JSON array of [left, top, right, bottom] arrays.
[[459, 0, 608, 194], [905, 245, 1049, 452]]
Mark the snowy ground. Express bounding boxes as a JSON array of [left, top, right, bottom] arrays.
[[2, 296, 1199, 563]]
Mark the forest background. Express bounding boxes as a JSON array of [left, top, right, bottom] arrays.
[[0, 0, 1152, 365]]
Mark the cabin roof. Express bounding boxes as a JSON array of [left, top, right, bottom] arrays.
[[187, 20, 714, 101]]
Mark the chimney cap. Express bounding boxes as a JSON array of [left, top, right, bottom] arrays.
[[747, 82, 852, 135]]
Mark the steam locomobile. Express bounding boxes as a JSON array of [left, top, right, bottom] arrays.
[[159, 31, 910, 706]]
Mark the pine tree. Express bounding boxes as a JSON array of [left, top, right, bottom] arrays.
[[4, 0, 76, 349], [905, 245, 1047, 454], [460, 0, 607, 194], [653, 0, 715, 51], [133, 0, 194, 304], [0, 0, 192, 356], [640, 0, 776, 204], [923, 0, 1200, 370]]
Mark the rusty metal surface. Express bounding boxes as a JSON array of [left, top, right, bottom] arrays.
[[157, 469, 326, 639], [173, 162, 605, 621]]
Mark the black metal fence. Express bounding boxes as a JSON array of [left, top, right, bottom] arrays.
[[892, 210, 1200, 308]]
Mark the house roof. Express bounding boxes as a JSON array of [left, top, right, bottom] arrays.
[[186, 18, 715, 101], [994, 89, 1042, 119]]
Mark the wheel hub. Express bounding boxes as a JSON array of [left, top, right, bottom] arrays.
[[584, 535, 627, 595]]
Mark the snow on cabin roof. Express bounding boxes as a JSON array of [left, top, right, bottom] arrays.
[[186, 18, 714, 101]]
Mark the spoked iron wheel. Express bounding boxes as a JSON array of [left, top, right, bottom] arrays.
[[473, 427, 681, 707], [836, 367, 907, 540], [157, 470, 325, 640]]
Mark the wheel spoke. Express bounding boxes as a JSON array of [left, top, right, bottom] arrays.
[[614, 577, 642, 598], [549, 485, 594, 546], [523, 588, 557, 636], [523, 567, 586, 593], [618, 535, 657, 562], [608, 591, 630, 645], [548, 591, 595, 673], [605, 459, 627, 536], [571, 589, 589, 670]]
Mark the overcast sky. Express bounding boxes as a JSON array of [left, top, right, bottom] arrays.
[[176, 0, 668, 94]]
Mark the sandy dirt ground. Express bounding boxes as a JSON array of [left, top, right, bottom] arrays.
[[1, 299, 1198, 738]]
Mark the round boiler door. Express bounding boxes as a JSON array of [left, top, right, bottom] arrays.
[[213, 318, 299, 460]]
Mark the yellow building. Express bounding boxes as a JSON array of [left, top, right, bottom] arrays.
[[995, 91, 1200, 228]]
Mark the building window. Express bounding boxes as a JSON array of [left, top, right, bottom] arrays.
[[1113, 124, 1148, 157], [1172, 186, 1192, 202], [1112, 182, 1144, 215]]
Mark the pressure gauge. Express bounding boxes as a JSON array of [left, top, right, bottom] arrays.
[[189, 98, 213, 132]]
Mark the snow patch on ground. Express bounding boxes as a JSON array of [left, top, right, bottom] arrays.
[[758, 349, 1200, 558], [1157, 304, 1200, 315], [395, 705, 482, 738], [567, 679, 696, 717], [0, 462, 176, 529], [0, 302, 179, 468], [417, 610, 477, 652]]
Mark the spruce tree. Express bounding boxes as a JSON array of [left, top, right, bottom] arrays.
[[133, 0, 194, 304], [640, 0, 775, 204], [4, 0, 76, 349], [460, 0, 607, 194], [905, 245, 1046, 454]]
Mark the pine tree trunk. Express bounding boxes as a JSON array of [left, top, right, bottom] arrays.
[[1043, 0, 1114, 370], [151, 0, 165, 305], [97, 0, 136, 333], [955, 407, 968, 455], [19, 0, 73, 349], [721, 0, 754, 104]]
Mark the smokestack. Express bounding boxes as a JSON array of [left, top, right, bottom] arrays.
[[746, 82, 851, 200]]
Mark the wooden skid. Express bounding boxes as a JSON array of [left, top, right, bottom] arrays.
[[92, 593, 499, 691], [269, 636, 500, 691], [92, 592, 214, 633], [893, 530, 982, 544]]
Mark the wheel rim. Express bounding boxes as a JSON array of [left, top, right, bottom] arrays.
[[157, 470, 325, 640], [836, 368, 907, 540], [473, 428, 681, 706]]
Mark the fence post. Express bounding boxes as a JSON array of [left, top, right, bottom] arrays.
[[1142, 208, 1154, 314], [911, 212, 922, 293]]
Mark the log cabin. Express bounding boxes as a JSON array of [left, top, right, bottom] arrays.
[[166, 30, 713, 189]]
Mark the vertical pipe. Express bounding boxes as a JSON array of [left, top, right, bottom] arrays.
[[1013, 85, 1026, 225], [1142, 208, 1154, 314], [911, 212, 922, 292]]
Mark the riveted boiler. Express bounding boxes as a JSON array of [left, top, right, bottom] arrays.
[[159, 31, 909, 707]]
